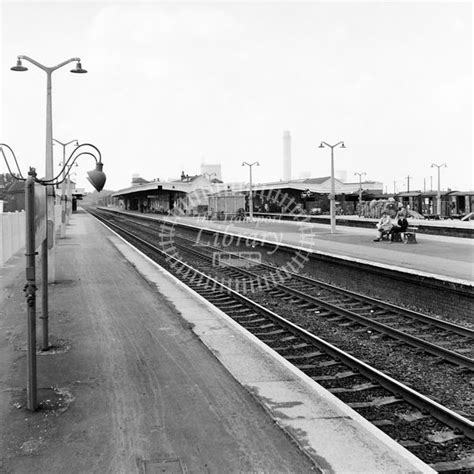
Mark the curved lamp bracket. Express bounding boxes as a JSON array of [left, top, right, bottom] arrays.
[[0, 143, 26, 180], [39, 143, 106, 192]]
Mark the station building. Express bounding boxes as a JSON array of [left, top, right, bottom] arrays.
[[108, 173, 474, 219], [111, 173, 384, 216]]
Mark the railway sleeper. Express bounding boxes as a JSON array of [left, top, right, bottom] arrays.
[[294, 302, 314, 309], [338, 321, 361, 328], [397, 411, 430, 423], [206, 296, 234, 301], [266, 289, 283, 295], [309, 311, 334, 319], [352, 327, 372, 333], [272, 339, 312, 354], [328, 382, 379, 394], [348, 396, 403, 408], [366, 315, 399, 323], [318, 299, 345, 305], [251, 329, 286, 336], [327, 316, 346, 322], [362, 309, 392, 316], [198, 291, 231, 304], [313, 360, 342, 368], [285, 351, 324, 360], [295, 363, 322, 370], [274, 343, 311, 353], [256, 323, 277, 330], [216, 303, 246, 309], [343, 302, 372, 309], [311, 370, 358, 381], [371, 419, 394, 427], [398, 440, 424, 448], [286, 284, 312, 291], [426, 430, 465, 443], [233, 316, 266, 323], [226, 307, 258, 314], [430, 458, 474, 473]]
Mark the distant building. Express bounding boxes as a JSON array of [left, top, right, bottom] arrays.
[[131, 174, 151, 186], [1, 180, 25, 212]]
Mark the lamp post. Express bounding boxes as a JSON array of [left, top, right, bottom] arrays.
[[11, 55, 87, 285], [53, 138, 79, 237], [242, 161, 259, 221], [203, 172, 216, 181], [431, 163, 447, 216], [318, 141, 346, 233], [354, 171, 366, 217], [1, 142, 105, 411]]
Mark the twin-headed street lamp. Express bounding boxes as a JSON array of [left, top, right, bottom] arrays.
[[203, 172, 217, 181], [53, 138, 79, 237], [431, 162, 447, 216], [11, 55, 87, 285], [354, 171, 366, 217], [242, 161, 259, 221], [319, 141, 346, 233]]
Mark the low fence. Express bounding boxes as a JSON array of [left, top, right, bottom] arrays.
[[1, 204, 64, 266], [0, 211, 26, 266]]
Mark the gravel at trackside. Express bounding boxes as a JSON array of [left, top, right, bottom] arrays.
[[252, 293, 473, 418]]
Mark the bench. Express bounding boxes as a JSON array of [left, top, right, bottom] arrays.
[[403, 226, 418, 244]]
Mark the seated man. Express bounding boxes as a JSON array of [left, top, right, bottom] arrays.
[[389, 214, 408, 242], [374, 211, 392, 242]]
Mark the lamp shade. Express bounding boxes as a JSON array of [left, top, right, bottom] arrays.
[[11, 59, 28, 71], [87, 162, 106, 192], [71, 62, 88, 74]]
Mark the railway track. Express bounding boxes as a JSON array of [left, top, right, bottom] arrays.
[[90, 208, 474, 472], [169, 234, 473, 369]]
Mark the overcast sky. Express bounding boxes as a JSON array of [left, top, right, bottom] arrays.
[[1, 1, 472, 193]]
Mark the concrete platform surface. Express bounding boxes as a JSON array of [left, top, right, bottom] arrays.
[[0, 210, 435, 473], [156, 214, 473, 284]]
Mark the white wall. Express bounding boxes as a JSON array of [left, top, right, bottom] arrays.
[[0, 211, 26, 266], [0, 204, 63, 266]]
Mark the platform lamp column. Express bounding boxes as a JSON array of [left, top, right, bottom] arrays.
[[53, 139, 78, 237], [242, 161, 259, 221], [24, 168, 39, 410], [431, 163, 446, 216], [319, 141, 346, 233], [203, 172, 216, 180], [354, 171, 366, 217], [11, 56, 87, 288]]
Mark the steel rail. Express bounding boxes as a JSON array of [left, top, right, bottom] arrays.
[[170, 240, 474, 370], [170, 230, 473, 338]]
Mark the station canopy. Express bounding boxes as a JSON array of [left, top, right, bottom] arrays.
[[112, 175, 384, 198]]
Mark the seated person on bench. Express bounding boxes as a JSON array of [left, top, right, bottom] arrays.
[[374, 211, 393, 242], [389, 214, 408, 242]]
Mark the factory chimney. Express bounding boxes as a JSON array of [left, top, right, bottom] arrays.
[[283, 130, 291, 181]]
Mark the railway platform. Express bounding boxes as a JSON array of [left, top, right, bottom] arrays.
[[158, 213, 473, 285], [0, 209, 434, 473]]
